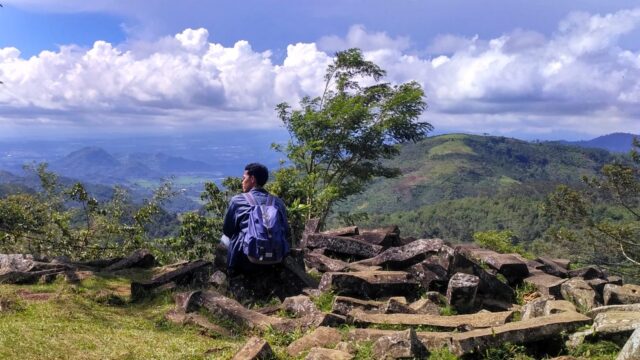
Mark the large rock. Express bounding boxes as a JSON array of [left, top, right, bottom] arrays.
[[592, 311, 640, 334], [164, 310, 232, 337], [321, 226, 359, 237], [304, 251, 350, 273], [450, 312, 592, 356], [524, 273, 566, 298], [450, 250, 515, 303], [381, 297, 415, 314], [372, 328, 426, 359], [456, 245, 529, 284], [131, 260, 213, 301], [305, 347, 353, 360], [588, 304, 640, 318], [446, 272, 479, 313], [286, 327, 342, 357], [105, 249, 155, 271], [604, 284, 640, 305], [282, 295, 319, 317], [354, 225, 400, 247], [535, 257, 568, 278], [348, 309, 514, 330], [232, 337, 274, 360], [306, 234, 383, 259], [353, 239, 446, 269], [346, 328, 453, 352], [408, 261, 449, 292], [318, 271, 420, 299], [197, 290, 284, 331], [617, 327, 640, 360], [331, 296, 383, 316], [561, 278, 600, 312], [568, 266, 607, 280], [408, 298, 441, 315]]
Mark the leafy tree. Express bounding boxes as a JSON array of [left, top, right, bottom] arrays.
[[546, 137, 640, 280], [273, 48, 431, 228]]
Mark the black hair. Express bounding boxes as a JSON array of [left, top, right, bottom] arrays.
[[244, 162, 269, 186]]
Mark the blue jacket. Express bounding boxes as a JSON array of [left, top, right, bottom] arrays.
[[222, 188, 291, 270]]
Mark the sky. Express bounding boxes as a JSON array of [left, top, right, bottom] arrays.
[[1, 1, 640, 141]]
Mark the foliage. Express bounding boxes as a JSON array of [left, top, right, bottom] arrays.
[[273, 48, 430, 228], [428, 347, 459, 360], [473, 230, 533, 258], [568, 340, 620, 360], [0, 163, 176, 260], [515, 282, 539, 306], [310, 290, 335, 313], [158, 177, 241, 262], [482, 342, 534, 360], [352, 341, 375, 360], [546, 137, 640, 280]]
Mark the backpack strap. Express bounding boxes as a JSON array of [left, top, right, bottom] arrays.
[[266, 195, 274, 207], [243, 192, 257, 206]]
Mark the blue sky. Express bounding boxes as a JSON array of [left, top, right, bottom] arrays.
[[1, 0, 640, 140]]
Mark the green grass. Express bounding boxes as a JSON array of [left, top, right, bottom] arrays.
[[568, 340, 620, 360], [310, 291, 335, 313], [428, 140, 476, 158], [0, 275, 241, 360]]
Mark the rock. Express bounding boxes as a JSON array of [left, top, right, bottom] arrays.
[[282, 295, 318, 317], [0, 268, 68, 284], [544, 300, 577, 316], [209, 270, 227, 287], [334, 342, 356, 354], [566, 328, 594, 349], [353, 239, 447, 269], [456, 245, 529, 284], [300, 218, 321, 249], [305, 347, 354, 360], [604, 284, 640, 305], [318, 271, 420, 300], [131, 260, 213, 301], [304, 252, 349, 272], [450, 250, 515, 303], [588, 304, 640, 318], [0, 254, 37, 272], [522, 298, 549, 320], [174, 291, 203, 313], [306, 234, 383, 259], [232, 337, 274, 360], [105, 249, 155, 271], [354, 225, 400, 247], [550, 258, 571, 270], [282, 255, 320, 289], [381, 297, 415, 314], [593, 311, 640, 334], [536, 257, 568, 278], [446, 272, 479, 313], [524, 274, 566, 298], [608, 275, 624, 286], [348, 309, 514, 330], [321, 226, 359, 237], [286, 327, 342, 357], [561, 278, 600, 312], [587, 278, 609, 294], [408, 261, 449, 292], [617, 327, 640, 360], [568, 266, 606, 280], [372, 328, 426, 359], [450, 312, 592, 356], [331, 296, 384, 316], [346, 329, 453, 352], [197, 290, 284, 330], [164, 309, 232, 337], [408, 298, 440, 315]]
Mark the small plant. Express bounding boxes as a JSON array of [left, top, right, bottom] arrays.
[[569, 340, 620, 360], [353, 341, 374, 360], [311, 290, 335, 312], [473, 230, 534, 259], [515, 282, 538, 305], [439, 304, 457, 316], [428, 347, 459, 360], [261, 325, 304, 347], [482, 342, 534, 360]]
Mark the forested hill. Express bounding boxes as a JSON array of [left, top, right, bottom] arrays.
[[336, 134, 624, 243]]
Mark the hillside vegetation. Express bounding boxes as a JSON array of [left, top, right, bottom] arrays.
[[335, 134, 622, 244]]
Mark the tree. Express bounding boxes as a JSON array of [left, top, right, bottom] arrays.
[[546, 137, 640, 280], [273, 48, 431, 228]]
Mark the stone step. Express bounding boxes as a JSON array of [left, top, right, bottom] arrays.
[[318, 270, 420, 299], [353, 239, 448, 269], [347, 309, 514, 330], [306, 234, 383, 259]]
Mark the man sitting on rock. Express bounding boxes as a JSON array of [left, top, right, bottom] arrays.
[[222, 162, 291, 275]]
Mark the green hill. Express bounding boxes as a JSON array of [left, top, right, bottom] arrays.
[[334, 134, 622, 243]]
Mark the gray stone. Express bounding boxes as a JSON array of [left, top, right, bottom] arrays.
[[300, 218, 321, 249], [306, 234, 383, 259], [164, 309, 232, 337], [568, 266, 607, 280], [381, 297, 415, 314], [408, 298, 440, 315], [354, 225, 400, 247], [105, 249, 155, 271], [209, 270, 227, 287], [305, 347, 354, 360], [524, 273, 566, 298], [232, 337, 274, 360], [521, 297, 549, 320], [617, 327, 640, 360], [604, 284, 640, 305], [544, 300, 577, 316], [608, 275, 624, 286], [536, 256, 568, 278], [372, 328, 425, 359], [131, 260, 213, 301], [286, 326, 342, 357], [331, 296, 383, 316], [282, 295, 319, 317], [449, 249, 515, 303], [318, 271, 420, 300], [456, 245, 529, 284], [446, 272, 479, 313], [408, 261, 449, 292], [588, 304, 640, 318], [561, 278, 600, 312], [198, 290, 284, 330], [321, 226, 359, 237], [593, 311, 640, 334], [348, 308, 514, 330], [353, 238, 446, 269]]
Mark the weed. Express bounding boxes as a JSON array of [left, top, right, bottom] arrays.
[[353, 341, 374, 360], [311, 290, 335, 312], [482, 342, 534, 360], [569, 340, 620, 360], [439, 304, 457, 316], [515, 282, 538, 305], [428, 347, 459, 359], [261, 325, 304, 347]]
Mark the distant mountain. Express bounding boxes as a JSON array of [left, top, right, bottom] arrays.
[[117, 152, 214, 173], [559, 132, 638, 153]]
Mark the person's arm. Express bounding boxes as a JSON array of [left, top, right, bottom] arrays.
[[222, 199, 237, 238]]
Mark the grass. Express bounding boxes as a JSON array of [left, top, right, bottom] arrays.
[[310, 291, 335, 313], [569, 340, 620, 360], [0, 275, 242, 360], [515, 282, 538, 305]]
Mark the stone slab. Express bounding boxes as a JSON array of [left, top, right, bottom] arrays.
[[353, 239, 446, 269], [524, 273, 566, 298], [232, 337, 274, 360], [287, 326, 342, 356], [318, 271, 420, 300], [306, 234, 383, 259], [348, 309, 514, 330]]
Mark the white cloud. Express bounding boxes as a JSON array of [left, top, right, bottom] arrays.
[[2, 9, 640, 138]]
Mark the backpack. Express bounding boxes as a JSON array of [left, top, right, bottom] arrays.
[[242, 192, 289, 264]]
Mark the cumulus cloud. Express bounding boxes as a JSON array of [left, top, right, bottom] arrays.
[[1, 8, 640, 138]]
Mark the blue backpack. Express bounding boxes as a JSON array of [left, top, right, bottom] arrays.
[[242, 192, 289, 264]]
